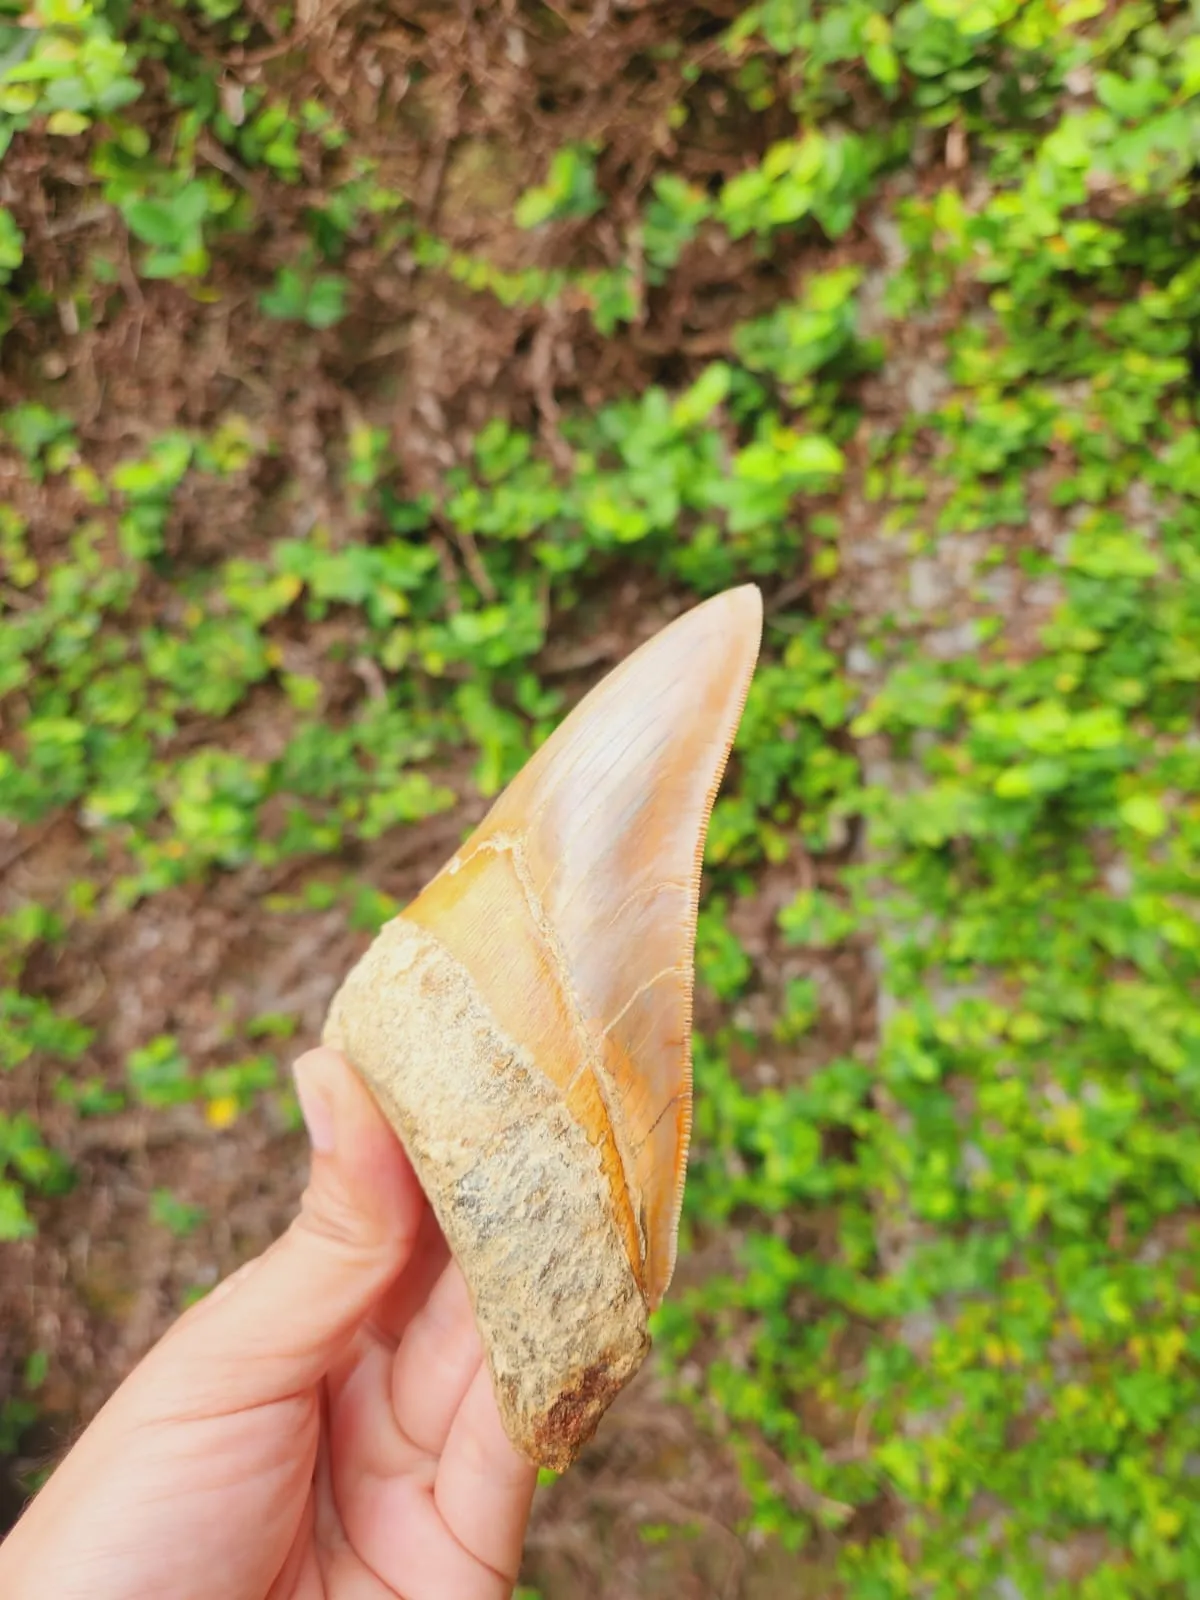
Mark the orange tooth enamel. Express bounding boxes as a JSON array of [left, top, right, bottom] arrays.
[[408, 583, 763, 1301], [404, 842, 643, 1286], [324, 585, 763, 1468]]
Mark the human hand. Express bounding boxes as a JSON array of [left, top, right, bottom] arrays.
[[0, 1046, 536, 1599]]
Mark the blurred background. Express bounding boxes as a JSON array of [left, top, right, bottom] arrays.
[[3, 0, 1200, 1595]]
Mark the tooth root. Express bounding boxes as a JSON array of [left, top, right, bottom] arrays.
[[324, 917, 649, 1472], [324, 585, 763, 1468]]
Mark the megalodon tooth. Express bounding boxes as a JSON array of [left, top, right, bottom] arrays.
[[324, 584, 763, 1469]]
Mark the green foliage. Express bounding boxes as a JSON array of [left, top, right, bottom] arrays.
[[515, 143, 603, 228], [6, 0, 1200, 1593], [126, 1034, 194, 1107], [1, 989, 92, 1072], [260, 263, 348, 329], [730, 0, 902, 98], [717, 127, 897, 240], [3, 404, 75, 477], [0, 0, 142, 153], [0, 204, 23, 287], [733, 266, 879, 404], [642, 174, 711, 280], [120, 181, 209, 275], [149, 1188, 207, 1237], [0, 1349, 46, 1469], [0, 1113, 71, 1240], [101, 141, 237, 281]]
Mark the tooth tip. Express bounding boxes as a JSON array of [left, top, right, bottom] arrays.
[[701, 581, 762, 616], [729, 580, 764, 611], [685, 583, 763, 654]]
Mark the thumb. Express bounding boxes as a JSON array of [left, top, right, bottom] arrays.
[[142, 1046, 426, 1417]]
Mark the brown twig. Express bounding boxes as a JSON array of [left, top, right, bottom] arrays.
[[451, 526, 497, 602]]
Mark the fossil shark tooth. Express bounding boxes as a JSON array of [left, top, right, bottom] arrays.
[[324, 584, 763, 1469]]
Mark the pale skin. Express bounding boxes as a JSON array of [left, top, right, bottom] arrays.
[[0, 1046, 537, 1599]]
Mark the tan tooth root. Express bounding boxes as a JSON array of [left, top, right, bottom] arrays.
[[323, 918, 649, 1472], [323, 585, 763, 1468]]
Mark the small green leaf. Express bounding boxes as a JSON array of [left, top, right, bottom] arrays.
[[1120, 794, 1168, 839]]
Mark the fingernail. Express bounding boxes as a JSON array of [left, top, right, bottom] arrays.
[[293, 1058, 336, 1155]]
